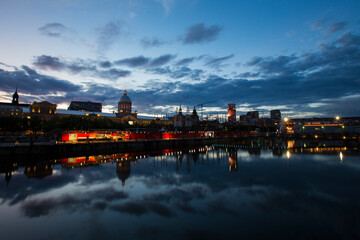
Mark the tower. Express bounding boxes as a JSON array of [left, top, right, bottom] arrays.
[[228, 103, 236, 124], [12, 88, 19, 105], [118, 90, 132, 114]]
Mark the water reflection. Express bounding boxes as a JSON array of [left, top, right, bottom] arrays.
[[0, 140, 360, 240]]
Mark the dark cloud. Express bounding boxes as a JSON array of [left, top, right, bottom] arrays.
[[115, 54, 176, 68], [19, 187, 128, 218], [96, 21, 123, 53], [98, 68, 131, 80], [175, 55, 204, 66], [110, 201, 175, 217], [0, 65, 81, 97], [176, 57, 196, 66], [99, 61, 112, 68], [205, 54, 234, 68], [38, 23, 67, 38], [140, 37, 165, 48], [182, 23, 222, 44], [327, 21, 347, 34], [115, 56, 150, 67], [149, 54, 176, 68], [33, 55, 130, 80]]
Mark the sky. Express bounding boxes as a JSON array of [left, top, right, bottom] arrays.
[[0, 0, 360, 119]]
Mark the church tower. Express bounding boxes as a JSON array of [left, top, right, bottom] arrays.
[[12, 88, 19, 105]]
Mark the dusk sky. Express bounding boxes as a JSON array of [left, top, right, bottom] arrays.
[[1, 0, 360, 118]]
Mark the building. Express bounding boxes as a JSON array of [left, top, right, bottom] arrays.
[[30, 101, 57, 115], [174, 105, 199, 128], [228, 104, 236, 124], [117, 90, 137, 118], [270, 109, 281, 126], [68, 101, 102, 112], [239, 111, 259, 126], [0, 89, 30, 116]]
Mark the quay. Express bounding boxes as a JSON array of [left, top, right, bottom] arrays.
[[0, 138, 227, 159]]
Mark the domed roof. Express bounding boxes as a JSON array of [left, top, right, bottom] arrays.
[[119, 90, 132, 103]]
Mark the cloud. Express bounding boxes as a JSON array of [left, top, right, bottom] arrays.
[[99, 61, 112, 68], [33, 55, 130, 80], [205, 54, 234, 68], [140, 37, 165, 48], [20, 187, 128, 218], [156, 0, 176, 15], [182, 23, 222, 44], [148, 66, 204, 80], [96, 20, 123, 53], [115, 56, 150, 67], [115, 54, 176, 68], [311, 18, 331, 31], [175, 56, 204, 66], [110, 200, 175, 217], [327, 21, 347, 34], [148, 54, 176, 67], [38, 23, 67, 38], [0, 65, 81, 97]]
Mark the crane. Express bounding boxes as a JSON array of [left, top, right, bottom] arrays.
[[196, 101, 216, 121]]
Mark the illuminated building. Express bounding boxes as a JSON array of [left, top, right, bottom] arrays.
[[30, 101, 57, 115], [229, 149, 238, 172], [117, 90, 137, 118], [118, 90, 132, 113], [68, 101, 102, 112], [0, 89, 30, 116], [228, 103, 236, 123], [270, 109, 281, 126]]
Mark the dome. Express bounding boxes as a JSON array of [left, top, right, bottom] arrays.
[[119, 90, 132, 103]]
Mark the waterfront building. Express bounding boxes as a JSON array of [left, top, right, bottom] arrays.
[[174, 105, 199, 128], [228, 104, 236, 124], [68, 101, 102, 112], [239, 111, 259, 126], [270, 109, 281, 126], [0, 89, 30, 116], [117, 90, 137, 118], [30, 101, 57, 115]]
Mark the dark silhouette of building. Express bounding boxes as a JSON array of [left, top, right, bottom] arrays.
[[68, 101, 102, 112], [228, 104, 236, 123], [270, 109, 281, 126], [174, 105, 199, 128], [12, 88, 19, 104], [0, 89, 30, 116], [117, 161, 131, 186]]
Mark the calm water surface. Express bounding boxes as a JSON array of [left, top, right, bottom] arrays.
[[1, 145, 360, 240]]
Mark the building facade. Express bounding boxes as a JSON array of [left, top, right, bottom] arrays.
[[117, 90, 137, 118], [68, 101, 102, 112]]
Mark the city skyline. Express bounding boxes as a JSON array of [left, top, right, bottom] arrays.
[[1, 0, 360, 118]]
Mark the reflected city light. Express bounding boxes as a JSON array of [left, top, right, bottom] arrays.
[[339, 152, 343, 163], [286, 150, 291, 159]]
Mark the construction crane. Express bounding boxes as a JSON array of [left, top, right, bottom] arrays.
[[196, 101, 216, 121]]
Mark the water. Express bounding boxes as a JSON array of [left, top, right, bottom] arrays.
[[1, 145, 360, 240]]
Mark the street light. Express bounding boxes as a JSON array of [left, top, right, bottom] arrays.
[[284, 117, 289, 122], [335, 116, 340, 121]]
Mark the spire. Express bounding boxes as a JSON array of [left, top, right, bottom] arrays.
[[179, 104, 183, 115], [12, 88, 19, 105]]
